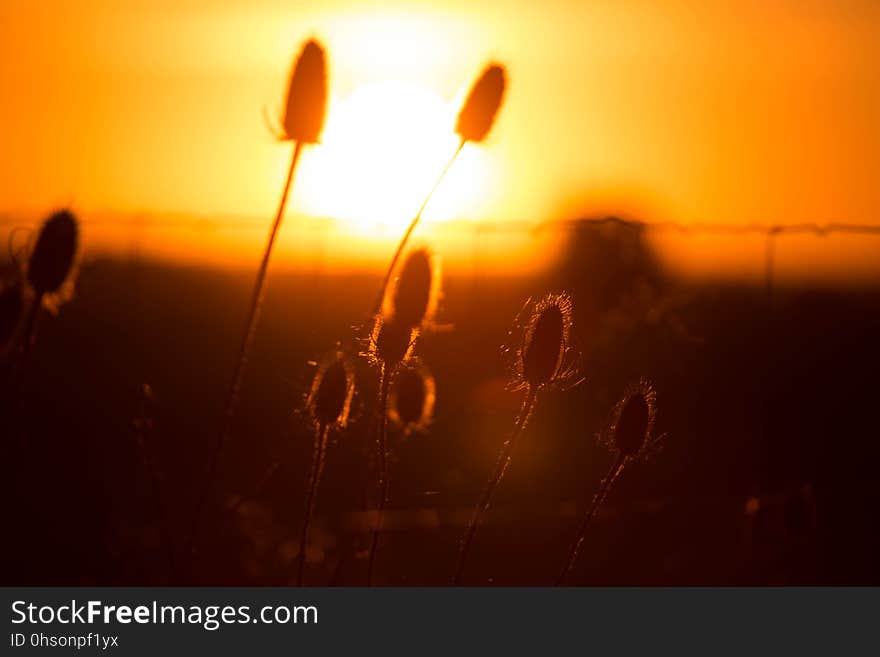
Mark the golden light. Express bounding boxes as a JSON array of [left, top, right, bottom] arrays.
[[293, 80, 494, 233]]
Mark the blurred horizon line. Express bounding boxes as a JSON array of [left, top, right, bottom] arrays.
[[2, 209, 879, 286]]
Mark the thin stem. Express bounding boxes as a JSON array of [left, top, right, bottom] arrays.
[[187, 140, 304, 569], [11, 291, 43, 394], [555, 452, 627, 586], [132, 394, 176, 582], [453, 387, 539, 585], [366, 365, 392, 586], [295, 423, 330, 587], [370, 139, 465, 317]]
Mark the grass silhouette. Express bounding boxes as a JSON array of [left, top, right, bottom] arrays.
[[364, 314, 417, 585], [14, 209, 78, 389], [371, 64, 506, 316], [188, 39, 329, 568], [296, 351, 354, 586], [453, 293, 576, 584], [556, 379, 659, 585], [0, 33, 701, 589]]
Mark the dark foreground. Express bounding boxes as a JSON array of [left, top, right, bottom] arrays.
[[2, 223, 879, 585]]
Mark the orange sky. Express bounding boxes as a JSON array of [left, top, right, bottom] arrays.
[[1, 1, 878, 278]]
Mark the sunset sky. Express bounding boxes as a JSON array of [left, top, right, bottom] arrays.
[[0, 1, 878, 277]]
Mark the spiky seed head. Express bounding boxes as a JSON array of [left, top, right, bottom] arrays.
[[389, 363, 436, 432], [282, 39, 328, 143], [27, 209, 78, 295], [455, 64, 506, 143], [369, 316, 416, 369], [611, 379, 657, 458], [0, 281, 23, 348], [307, 351, 354, 428], [521, 293, 571, 389], [390, 249, 438, 329]]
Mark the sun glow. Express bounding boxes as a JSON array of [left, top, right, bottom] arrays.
[[294, 81, 493, 233]]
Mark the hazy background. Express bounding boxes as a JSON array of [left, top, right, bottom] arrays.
[[1, 1, 878, 280]]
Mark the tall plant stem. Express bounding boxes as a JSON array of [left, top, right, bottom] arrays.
[[8, 291, 44, 399], [366, 366, 392, 586], [295, 423, 331, 586], [555, 452, 627, 586], [370, 139, 465, 316], [133, 400, 177, 582], [453, 387, 538, 585], [187, 140, 305, 568]]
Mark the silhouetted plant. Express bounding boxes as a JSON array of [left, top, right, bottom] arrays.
[[17, 209, 78, 379], [388, 361, 435, 436], [364, 314, 417, 585], [191, 38, 329, 561], [454, 292, 577, 584], [296, 350, 354, 586], [371, 63, 507, 315], [385, 248, 440, 330], [455, 64, 506, 143], [556, 379, 659, 585]]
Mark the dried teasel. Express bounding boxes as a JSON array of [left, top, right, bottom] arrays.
[[27, 209, 78, 298], [512, 293, 577, 391], [367, 315, 417, 370], [388, 362, 436, 434], [296, 349, 354, 586], [364, 313, 418, 585], [280, 39, 328, 143], [454, 292, 579, 584], [607, 379, 658, 459], [455, 63, 507, 143], [193, 39, 331, 558], [306, 350, 355, 429], [386, 248, 440, 330], [556, 379, 661, 585], [368, 63, 506, 318]]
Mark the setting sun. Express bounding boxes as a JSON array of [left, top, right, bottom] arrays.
[[294, 80, 493, 232]]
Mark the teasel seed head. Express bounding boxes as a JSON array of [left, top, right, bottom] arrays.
[[307, 350, 355, 429], [388, 248, 440, 330], [609, 379, 657, 459], [388, 361, 436, 434], [27, 209, 78, 296], [519, 293, 573, 390], [0, 279, 24, 350], [368, 315, 417, 370], [455, 63, 506, 143], [282, 39, 328, 143]]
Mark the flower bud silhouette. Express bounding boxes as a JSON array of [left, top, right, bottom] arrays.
[[297, 350, 355, 586], [613, 386, 655, 458], [282, 39, 328, 143], [455, 64, 506, 143], [370, 62, 508, 319], [192, 38, 332, 561], [371, 316, 416, 369], [557, 379, 660, 585], [365, 314, 417, 584], [308, 352, 354, 429], [389, 248, 438, 330], [454, 292, 578, 584], [27, 209, 78, 296], [389, 362, 436, 433], [521, 297, 567, 389]]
